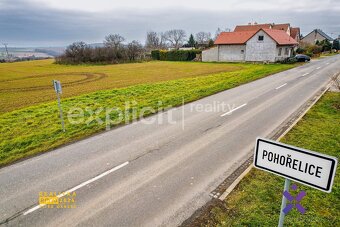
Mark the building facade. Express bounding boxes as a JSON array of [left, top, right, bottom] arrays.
[[202, 29, 297, 63], [301, 29, 334, 45]]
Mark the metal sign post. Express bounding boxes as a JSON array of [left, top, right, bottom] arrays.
[[253, 137, 338, 227], [52, 80, 65, 132], [278, 178, 290, 227]]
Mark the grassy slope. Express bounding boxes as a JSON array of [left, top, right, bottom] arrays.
[[0, 62, 296, 166], [0, 60, 244, 113], [207, 92, 340, 226]]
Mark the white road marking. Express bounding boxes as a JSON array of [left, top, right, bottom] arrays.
[[316, 67, 321, 69], [326, 62, 330, 65], [275, 83, 287, 90], [23, 161, 129, 216], [221, 103, 247, 117], [302, 73, 309, 77]]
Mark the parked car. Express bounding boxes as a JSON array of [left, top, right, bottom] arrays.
[[295, 54, 311, 62]]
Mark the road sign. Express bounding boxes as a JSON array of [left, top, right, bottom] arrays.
[[254, 137, 337, 193], [253, 137, 338, 227], [53, 80, 62, 94], [52, 80, 65, 132]]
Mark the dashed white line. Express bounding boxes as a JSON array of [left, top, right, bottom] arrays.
[[221, 103, 247, 117], [302, 73, 309, 77], [326, 62, 330, 65], [316, 67, 321, 69], [275, 83, 287, 90], [23, 161, 129, 215]]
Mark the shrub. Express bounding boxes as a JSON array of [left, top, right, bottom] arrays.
[[56, 41, 145, 65], [151, 50, 160, 60], [152, 49, 202, 61]]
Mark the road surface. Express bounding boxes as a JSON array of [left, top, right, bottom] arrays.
[[0, 55, 339, 226]]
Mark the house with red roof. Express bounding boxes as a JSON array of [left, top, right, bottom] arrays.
[[202, 28, 298, 62], [234, 22, 301, 42]]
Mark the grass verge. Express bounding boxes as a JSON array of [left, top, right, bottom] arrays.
[[205, 92, 340, 226], [0, 63, 296, 166]]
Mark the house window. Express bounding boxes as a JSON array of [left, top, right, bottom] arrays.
[[258, 35, 264, 41], [278, 48, 282, 56], [241, 50, 244, 54], [285, 48, 289, 55]]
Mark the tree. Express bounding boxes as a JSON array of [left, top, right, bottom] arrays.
[[127, 40, 144, 61], [159, 32, 168, 49], [104, 34, 125, 49], [164, 29, 186, 49], [145, 31, 160, 50], [195, 32, 211, 46], [188, 34, 196, 47], [64, 41, 89, 63], [318, 39, 332, 51], [208, 39, 214, 47], [332, 39, 339, 50]]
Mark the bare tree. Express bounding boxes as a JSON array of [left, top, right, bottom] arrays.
[[164, 29, 186, 49], [145, 31, 160, 50], [195, 32, 211, 45], [65, 41, 88, 60], [159, 32, 168, 49], [104, 34, 125, 49], [127, 40, 144, 61]]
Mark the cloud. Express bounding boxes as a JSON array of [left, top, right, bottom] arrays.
[[0, 0, 339, 47]]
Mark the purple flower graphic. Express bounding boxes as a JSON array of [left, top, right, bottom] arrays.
[[282, 184, 306, 214]]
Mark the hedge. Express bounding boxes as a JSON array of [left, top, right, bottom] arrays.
[[151, 49, 202, 61]]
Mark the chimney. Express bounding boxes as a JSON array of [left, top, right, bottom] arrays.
[[254, 22, 258, 25], [248, 22, 251, 25]]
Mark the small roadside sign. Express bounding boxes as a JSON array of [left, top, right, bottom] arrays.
[[52, 80, 65, 132], [53, 80, 62, 94], [254, 137, 337, 193]]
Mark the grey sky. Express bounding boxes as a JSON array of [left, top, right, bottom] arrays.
[[1, 0, 339, 47]]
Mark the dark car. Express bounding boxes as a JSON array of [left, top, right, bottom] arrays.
[[295, 54, 311, 62]]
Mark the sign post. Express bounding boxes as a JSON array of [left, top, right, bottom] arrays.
[[278, 178, 290, 227], [52, 80, 65, 132], [253, 137, 338, 226]]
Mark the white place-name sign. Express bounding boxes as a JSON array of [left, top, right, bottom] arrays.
[[254, 138, 337, 193]]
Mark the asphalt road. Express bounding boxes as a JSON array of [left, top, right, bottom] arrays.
[[1, 55, 339, 226]]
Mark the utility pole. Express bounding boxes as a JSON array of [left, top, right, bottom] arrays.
[[2, 43, 10, 62]]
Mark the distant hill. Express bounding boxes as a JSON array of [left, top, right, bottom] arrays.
[[0, 43, 105, 60]]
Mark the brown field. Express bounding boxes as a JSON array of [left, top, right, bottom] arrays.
[[0, 59, 242, 113]]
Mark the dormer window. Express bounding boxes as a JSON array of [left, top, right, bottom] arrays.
[[258, 35, 264, 41]]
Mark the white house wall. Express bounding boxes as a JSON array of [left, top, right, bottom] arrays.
[[218, 45, 246, 62], [202, 47, 218, 62], [245, 30, 277, 62], [275, 46, 293, 61]]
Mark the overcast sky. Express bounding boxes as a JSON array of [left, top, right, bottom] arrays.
[[1, 0, 339, 47]]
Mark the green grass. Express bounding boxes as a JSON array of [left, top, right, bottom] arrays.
[[207, 92, 340, 226], [0, 61, 296, 166]]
